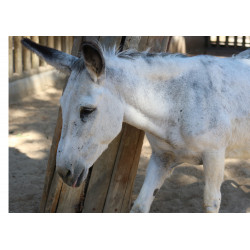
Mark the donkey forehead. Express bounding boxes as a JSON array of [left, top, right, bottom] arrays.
[[60, 71, 103, 107]]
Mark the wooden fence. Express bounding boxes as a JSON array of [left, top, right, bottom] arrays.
[[39, 36, 185, 213], [9, 36, 74, 81], [208, 36, 250, 48]]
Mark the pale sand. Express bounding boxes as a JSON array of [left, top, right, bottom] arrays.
[[9, 86, 250, 213]]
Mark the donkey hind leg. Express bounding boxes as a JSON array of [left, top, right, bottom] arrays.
[[130, 153, 178, 213], [202, 149, 225, 213]]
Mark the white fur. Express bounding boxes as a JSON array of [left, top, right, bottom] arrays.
[[26, 40, 249, 212]]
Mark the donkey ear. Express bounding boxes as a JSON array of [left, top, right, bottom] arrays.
[[82, 42, 105, 82], [21, 38, 77, 74]]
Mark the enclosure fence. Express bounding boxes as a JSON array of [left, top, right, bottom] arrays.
[[9, 36, 74, 81], [208, 36, 250, 48]]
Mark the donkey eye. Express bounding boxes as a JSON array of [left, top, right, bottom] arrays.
[[80, 107, 95, 121]]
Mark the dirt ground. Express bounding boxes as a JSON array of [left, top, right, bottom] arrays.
[[9, 85, 250, 213]]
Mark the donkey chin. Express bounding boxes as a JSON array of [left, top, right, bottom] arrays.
[[56, 164, 89, 188]]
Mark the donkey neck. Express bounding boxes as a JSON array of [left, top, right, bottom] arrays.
[[106, 55, 189, 139]]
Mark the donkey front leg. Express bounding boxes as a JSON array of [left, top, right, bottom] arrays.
[[202, 149, 225, 213], [131, 153, 177, 213]]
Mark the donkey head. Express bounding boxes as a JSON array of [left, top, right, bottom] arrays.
[[22, 38, 124, 187]]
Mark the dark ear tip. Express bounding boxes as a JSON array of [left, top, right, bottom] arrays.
[[21, 38, 33, 47]]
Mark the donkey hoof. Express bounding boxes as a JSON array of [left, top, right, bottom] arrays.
[[130, 204, 147, 213], [203, 203, 220, 213]]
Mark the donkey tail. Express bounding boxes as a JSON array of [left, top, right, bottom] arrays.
[[234, 48, 250, 59]]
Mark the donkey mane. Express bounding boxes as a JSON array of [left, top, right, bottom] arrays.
[[116, 49, 188, 60], [71, 43, 188, 74]]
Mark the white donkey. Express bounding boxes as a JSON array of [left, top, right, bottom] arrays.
[[22, 38, 250, 213]]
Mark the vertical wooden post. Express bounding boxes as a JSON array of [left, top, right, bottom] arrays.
[[39, 36, 47, 66], [234, 36, 238, 48], [54, 36, 62, 51], [23, 36, 32, 72], [31, 36, 39, 69], [48, 36, 54, 48], [65, 37, 71, 54], [242, 36, 246, 48], [61, 36, 66, 53], [14, 36, 23, 75], [9, 36, 13, 78]]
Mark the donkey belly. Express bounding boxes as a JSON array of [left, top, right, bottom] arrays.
[[226, 119, 250, 159]]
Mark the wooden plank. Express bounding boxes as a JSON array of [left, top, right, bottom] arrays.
[[23, 36, 31, 72], [14, 36, 22, 75], [161, 36, 171, 52], [147, 36, 164, 52], [31, 36, 39, 69], [120, 129, 145, 212], [99, 36, 122, 50], [65, 36, 71, 54], [216, 36, 220, 47], [242, 36, 246, 47], [40, 107, 63, 212], [225, 36, 229, 48], [56, 181, 85, 213], [103, 124, 144, 212], [9, 36, 13, 78], [48, 36, 54, 48], [39, 36, 47, 66], [55, 36, 62, 51], [234, 36, 238, 47], [82, 131, 123, 212], [138, 36, 149, 51], [123, 36, 141, 50]]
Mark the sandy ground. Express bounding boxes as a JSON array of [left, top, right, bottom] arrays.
[[9, 85, 250, 213]]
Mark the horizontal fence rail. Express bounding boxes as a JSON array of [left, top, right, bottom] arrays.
[[9, 36, 74, 81]]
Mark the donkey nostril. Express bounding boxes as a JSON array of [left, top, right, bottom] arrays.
[[66, 170, 71, 178], [57, 167, 73, 180]]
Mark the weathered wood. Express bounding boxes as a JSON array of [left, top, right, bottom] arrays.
[[23, 36, 31, 72], [40, 106, 63, 212], [55, 36, 62, 51], [82, 129, 123, 212], [48, 36, 54, 48], [123, 36, 141, 50], [138, 36, 149, 51], [56, 181, 85, 213], [9, 36, 13, 78], [31, 36, 39, 69], [14, 36, 22, 74], [120, 129, 144, 212], [65, 36, 71, 54], [99, 36, 122, 50], [39, 36, 47, 66], [103, 124, 145, 212]]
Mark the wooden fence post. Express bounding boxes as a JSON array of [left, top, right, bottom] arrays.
[[14, 36, 22, 75], [9, 36, 13, 78], [23, 36, 32, 72], [31, 36, 39, 69], [39, 36, 47, 66], [48, 36, 54, 48]]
